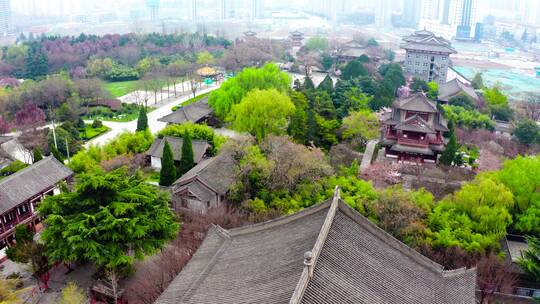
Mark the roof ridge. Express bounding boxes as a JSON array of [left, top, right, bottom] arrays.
[[289, 187, 340, 304], [228, 198, 333, 237], [336, 200, 447, 275]]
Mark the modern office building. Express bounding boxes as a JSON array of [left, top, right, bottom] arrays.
[[0, 0, 10, 36], [401, 29, 457, 84]]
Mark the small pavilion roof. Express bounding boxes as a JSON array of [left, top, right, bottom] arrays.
[[146, 136, 209, 164], [438, 79, 479, 102]]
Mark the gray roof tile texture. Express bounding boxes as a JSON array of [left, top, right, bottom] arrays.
[[158, 97, 213, 124], [146, 136, 209, 163], [155, 190, 476, 304], [0, 157, 73, 214], [438, 79, 479, 102], [173, 151, 236, 196]]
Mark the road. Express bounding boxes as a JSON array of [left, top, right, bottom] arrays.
[[86, 84, 220, 147]]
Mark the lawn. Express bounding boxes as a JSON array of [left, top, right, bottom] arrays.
[[79, 124, 111, 141], [82, 104, 155, 122], [104, 80, 138, 98]]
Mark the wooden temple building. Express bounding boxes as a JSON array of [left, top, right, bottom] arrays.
[[381, 93, 449, 163], [0, 157, 73, 260], [156, 188, 476, 304]]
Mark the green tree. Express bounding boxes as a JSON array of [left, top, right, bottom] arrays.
[[227, 89, 295, 141], [440, 122, 459, 165], [367, 38, 379, 47], [159, 140, 176, 186], [411, 77, 428, 93], [304, 76, 315, 90], [342, 110, 380, 146], [471, 73, 484, 89], [317, 75, 334, 95], [209, 63, 291, 119], [196, 51, 215, 65], [50, 145, 64, 163], [58, 282, 87, 304], [449, 94, 475, 110], [426, 81, 439, 100], [179, 132, 195, 176], [39, 168, 179, 269], [483, 86, 513, 121], [5, 225, 49, 282], [341, 60, 368, 80], [427, 176, 514, 252], [136, 106, 148, 132], [514, 119, 539, 146], [0, 277, 29, 304], [32, 148, 43, 162], [519, 236, 540, 283], [305, 36, 329, 52], [288, 91, 309, 144], [25, 44, 48, 80], [321, 53, 334, 70]]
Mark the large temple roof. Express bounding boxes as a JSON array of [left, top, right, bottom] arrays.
[[401, 30, 457, 54], [156, 189, 476, 304]]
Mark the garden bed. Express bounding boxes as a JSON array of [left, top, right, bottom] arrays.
[[82, 103, 155, 122], [103, 80, 138, 98], [79, 124, 111, 141]]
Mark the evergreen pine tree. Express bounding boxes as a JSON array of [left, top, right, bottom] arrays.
[[317, 75, 334, 95], [159, 140, 176, 186], [50, 145, 64, 163], [179, 132, 195, 176], [304, 77, 315, 90], [440, 123, 459, 166], [25, 44, 49, 80], [32, 148, 43, 163], [136, 106, 148, 132]]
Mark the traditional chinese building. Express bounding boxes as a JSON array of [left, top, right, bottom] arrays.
[[171, 150, 236, 213], [0, 157, 73, 260], [158, 97, 214, 125], [438, 78, 479, 103], [381, 93, 449, 163], [401, 29, 457, 84], [146, 136, 210, 170], [156, 188, 477, 304], [290, 30, 305, 48]]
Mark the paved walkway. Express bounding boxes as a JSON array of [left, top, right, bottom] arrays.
[[85, 84, 220, 147], [360, 140, 379, 171]]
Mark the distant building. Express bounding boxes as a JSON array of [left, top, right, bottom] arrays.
[[381, 93, 449, 163], [0, 157, 73, 260], [401, 29, 457, 84], [219, 0, 226, 19], [250, 0, 262, 21], [375, 0, 393, 28], [419, 0, 479, 40], [146, 0, 160, 21], [0, 0, 10, 36], [402, 0, 422, 28], [171, 151, 236, 213], [501, 235, 540, 299], [146, 136, 209, 170], [156, 188, 477, 304], [289, 30, 305, 48]]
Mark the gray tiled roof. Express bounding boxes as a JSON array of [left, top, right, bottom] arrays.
[[146, 136, 209, 164], [0, 157, 73, 214], [172, 151, 236, 196], [394, 93, 439, 113], [391, 144, 435, 156], [156, 189, 477, 304], [401, 30, 457, 54], [158, 97, 213, 124], [438, 79, 479, 102], [395, 114, 436, 134]]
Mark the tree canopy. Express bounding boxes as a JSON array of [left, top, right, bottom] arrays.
[[208, 63, 291, 119], [136, 106, 148, 132], [39, 168, 179, 269], [227, 89, 295, 141], [159, 140, 176, 186]]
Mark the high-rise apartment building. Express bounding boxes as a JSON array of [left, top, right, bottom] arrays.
[[375, 0, 393, 27], [146, 0, 160, 21], [0, 0, 10, 36], [419, 0, 479, 40], [402, 0, 422, 28]]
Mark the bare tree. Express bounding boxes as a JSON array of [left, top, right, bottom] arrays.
[[520, 94, 540, 122], [105, 269, 121, 304], [477, 253, 517, 304]]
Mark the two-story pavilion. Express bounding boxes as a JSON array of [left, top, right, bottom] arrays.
[[0, 157, 73, 259], [381, 93, 448, 163]]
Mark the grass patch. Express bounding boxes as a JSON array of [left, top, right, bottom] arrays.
[[171, 92, 211, 111], [79, 124, 111, 141], [82, 104, 155, 122], [104, 80, 138, 98]]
